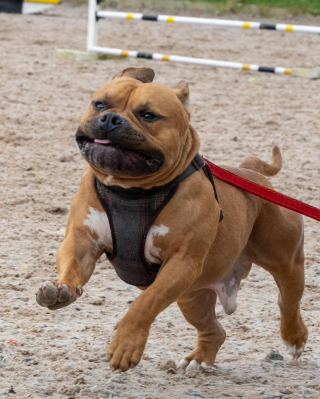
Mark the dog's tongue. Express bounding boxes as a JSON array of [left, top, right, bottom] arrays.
[[94, 139, 112, 144]]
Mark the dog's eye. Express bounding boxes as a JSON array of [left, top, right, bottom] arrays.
[[93, 101, 105, 111], [141, 112, 155, 121]]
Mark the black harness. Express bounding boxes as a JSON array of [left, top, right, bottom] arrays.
[[95, 153, 222, 287]]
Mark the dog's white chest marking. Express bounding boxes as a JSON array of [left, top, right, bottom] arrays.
[[145, 224, 169, 264], [84, 209, 168, 264], [84, 207, 113, 250], [105, 175, 114, 185], [208, 257, 251, 315], [104, 175, 132, 189]]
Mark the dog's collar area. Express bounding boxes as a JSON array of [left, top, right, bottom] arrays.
[[97, 153, 223, 219], [103, 153, 206, 197]]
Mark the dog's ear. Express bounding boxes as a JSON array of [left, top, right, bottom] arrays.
[[113, 67, 155, 83], [172, 80, 189, 108]]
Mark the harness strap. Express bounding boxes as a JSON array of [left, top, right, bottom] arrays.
[[103, 152, 223, 221], [93, 152, 222, 287], [98, 153, 220, 201], [156, 152, 206, 191], [202, 163, 223, 222]]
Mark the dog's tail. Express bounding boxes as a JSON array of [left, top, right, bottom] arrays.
[[239, 146, 282, 177]]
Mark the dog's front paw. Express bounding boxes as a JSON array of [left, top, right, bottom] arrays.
[[36, 281, 83, 310], [107, 323, 149, 372], [176, 350, 214, 372], [177, 359, 206, 372]]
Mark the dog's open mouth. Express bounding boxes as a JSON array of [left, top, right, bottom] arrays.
[[76, 135, 164, 176]]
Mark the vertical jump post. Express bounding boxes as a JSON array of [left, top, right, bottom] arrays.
[[87, 0, 99, 51]]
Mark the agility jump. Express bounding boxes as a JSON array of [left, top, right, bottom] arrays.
[[86, 0, 319, 77], [97, 11, 320, 34]]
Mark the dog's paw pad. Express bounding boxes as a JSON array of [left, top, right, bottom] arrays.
[[57, 284, 72, 302], [36, 281, 59, 307], [36, 282, 77, 309]]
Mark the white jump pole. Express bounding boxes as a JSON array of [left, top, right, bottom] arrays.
[[96, 11, 320, 34], [88, 45, 293, 75]]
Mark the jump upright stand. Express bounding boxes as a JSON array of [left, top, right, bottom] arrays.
[[85, 0, 320, 78]]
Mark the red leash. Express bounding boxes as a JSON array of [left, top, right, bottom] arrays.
[[203, 158, 320, 222]]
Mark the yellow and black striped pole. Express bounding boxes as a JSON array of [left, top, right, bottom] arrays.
[[96, 11, 320, 34], [89, 45, 293, 75]]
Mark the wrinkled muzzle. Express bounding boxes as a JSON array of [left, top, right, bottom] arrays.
[[75, 112, 164, 176]]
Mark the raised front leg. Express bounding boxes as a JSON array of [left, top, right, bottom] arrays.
[[107, 255, 203, 372], [36, 167, 110, 310], [177, 289, 226, 371], [36, 227, 103, 310]]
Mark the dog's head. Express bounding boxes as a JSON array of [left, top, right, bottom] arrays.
[[76, 67, 199, 187]]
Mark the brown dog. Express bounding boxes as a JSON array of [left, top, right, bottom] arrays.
[[36, 67, 307, 372]]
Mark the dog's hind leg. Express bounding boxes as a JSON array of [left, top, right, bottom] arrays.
[[257, 248, 308, 359], [248, 200, 308, 359], [270, 260, 307, 358], [176, 289, 226, 371]]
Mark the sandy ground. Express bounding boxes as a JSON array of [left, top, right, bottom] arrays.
[[0, 2, 320, 398]]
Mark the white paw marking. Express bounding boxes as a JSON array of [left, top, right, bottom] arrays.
[[84, 207, 113, 250], [176, 359, 208, 372], [283, 340, 305, 358], [145, 224, 169, 264], [186, 360, 201, 371], [177, 359, 189, 370]]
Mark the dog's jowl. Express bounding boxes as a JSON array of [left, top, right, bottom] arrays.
[[36, 67, 307, 372]]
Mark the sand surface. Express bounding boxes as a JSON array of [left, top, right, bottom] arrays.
[[0, 2, 319, 398]]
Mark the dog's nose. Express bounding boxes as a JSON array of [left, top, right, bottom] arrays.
[[99, 112, 123, 130]]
